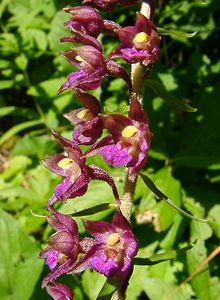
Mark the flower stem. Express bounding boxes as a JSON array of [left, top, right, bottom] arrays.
[[120, 172, 137, 221], [116, 2, 152, 299], [121, 0, 151, 221], [131, 1, 151, 104]]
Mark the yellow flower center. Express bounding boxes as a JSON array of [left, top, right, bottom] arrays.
[[58, 158, 81, 183], [106, 233, 121, 246], [57, 158, 74, 169], [58, 253, 68, 264], [76, 109, 94, 122], [75, 55, 85, 62], [133, 32, 149, 44], [121, 125, 137, 138]]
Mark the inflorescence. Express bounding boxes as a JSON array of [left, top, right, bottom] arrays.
[[40, 1, 160, 299]]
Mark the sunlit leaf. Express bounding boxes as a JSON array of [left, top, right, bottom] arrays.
[[71, 203, 116, 217], [157, 27, 197, 38], [140, 173, 208, 222], [0, 106, 16, 117], [134, 242, 195, 266], [0, 119, 43, 146], [145, 80, 197, 112], [97, 277, 118, 300], [0, 210, 43, 300]]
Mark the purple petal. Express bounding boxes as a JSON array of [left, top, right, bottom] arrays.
[[41, 154, 66, 176], [100, 114, 131, 137], [75, 90, 101, 115], [43, 258, 76, 287], [129, 93, 148, 123], [62, 46, 104, 70], [111, 209, 132, 232], [120, 48, 148, 64], [71, 244, 101, 274], [135, 13, 156, 34], [46, 282, 73, 300], [82, 0, 118, 11], [55, 174, 90, 201], [45, 250, 59, 270], [47, 209, 78, 235], [101, 144, 132, 168], [48, 231, 78, 257], [73, 117, 103, 145], [83, 219, 114, 241], [120, 256, 132, 274], [90, 250, 119, 277], [64, 5, 103, 37]]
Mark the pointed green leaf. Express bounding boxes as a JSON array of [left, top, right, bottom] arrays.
[[0, 106, 16, 117], [140, 173, 208, 222], [97, 277, 118, 300], [134, 242, 195, 266], [0, 210, 43, 300], [0, 80, 14, 89], [145, 80, 197, 112], [71, 203, 116, 217], [0, 119, 43, 146], [187, 221, 212, 300], [157, 27, 197, 38]]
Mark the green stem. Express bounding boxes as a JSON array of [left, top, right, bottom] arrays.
[[23, 69, 46, 123]]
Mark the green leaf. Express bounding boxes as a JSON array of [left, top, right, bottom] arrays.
[[71, 203, 116, 217], [208, 205, 220, 238], [210, 277, 220, 300], [0, 59, 11, 69], [59, 177, 123, 234], [173, 84, 220, 169], [15, 53, 28, 70], [145, 79, 197, 112], [160, 214, 183, 249], [126, 266, 148, 300], [11, 134, 57, 158], [134, 242, 195, 266], [0, 155, 31, 180], [142, 277, 192, 300], [0, 80, 14, 90], [81, 269, 106, 300], [30, 29, 48, 52], [187, 221, 212, 300], [0, 210, 43, 300], [0, 106, 16, 117], [97, 277, 118, 300], [27, 78, 66, 98], [48, 11, 70, 53], [0, 119, 43, 146], [140, 172, 208, 222], [157, 27, 197, 38]]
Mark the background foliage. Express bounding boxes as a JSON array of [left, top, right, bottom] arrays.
[[0, 0, 220, 299]]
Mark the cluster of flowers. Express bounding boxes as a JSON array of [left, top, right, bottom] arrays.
[[40, 1, 160, 299]]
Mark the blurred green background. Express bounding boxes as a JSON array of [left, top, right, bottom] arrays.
[[0, 0, 220, 299]]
